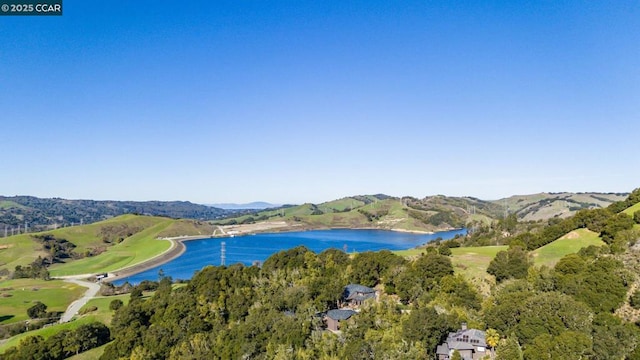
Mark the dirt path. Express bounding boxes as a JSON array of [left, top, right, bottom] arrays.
[[59, 279, 101, 323]]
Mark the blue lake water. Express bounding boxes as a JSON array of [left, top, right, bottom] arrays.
[[114, 228, 466, 284]]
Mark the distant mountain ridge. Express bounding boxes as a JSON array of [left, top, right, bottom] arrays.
[[0, 196, 241, 232], [216, 192, 628, 233], [208, 202, 282, 210], [0, 192, 627, 235]]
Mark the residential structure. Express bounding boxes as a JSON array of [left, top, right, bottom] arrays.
[[324, 309, 357, 331], [436, 323, 489, 360], [342, 283, 376, 307]]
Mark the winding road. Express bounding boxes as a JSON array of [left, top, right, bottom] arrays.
[[59, 278, 101, 323]]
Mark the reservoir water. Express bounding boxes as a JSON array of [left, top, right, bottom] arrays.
[[114, 228, 466, 284]]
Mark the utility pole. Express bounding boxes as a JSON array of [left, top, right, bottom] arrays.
[[24, 222, 28, 233], [220, 241, 226, 266], [503, 200, 508, 218]]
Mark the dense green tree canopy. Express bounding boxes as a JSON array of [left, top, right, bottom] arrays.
[[487, 246, 532, 283], [26, 301, 47, 319]]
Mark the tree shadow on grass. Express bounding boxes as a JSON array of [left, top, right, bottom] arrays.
[[0, 314, 15, 323]]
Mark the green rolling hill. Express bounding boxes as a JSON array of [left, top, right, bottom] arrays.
[[0, 215, 214, 278]]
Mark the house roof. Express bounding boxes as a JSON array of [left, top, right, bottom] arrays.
[[436, 344, 449, 355], [445, 328, 487, 349], [326, 309, 357, 321], [344, 284, 376, 301], [446, 341, 476, 351]]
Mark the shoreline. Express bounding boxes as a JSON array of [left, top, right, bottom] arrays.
[[105, 238, 187, 282], [104, 225, 462, 282]]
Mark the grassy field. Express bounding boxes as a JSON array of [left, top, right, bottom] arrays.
[[395, 246, 508, 278], [450, 246, 508, 279], [77, 294, 131, 324], [0, 279, 87, 324], [623, 202, 640, 216], [396, 245, 507, 296], [531, 228, 604, 267], [49, 220, 174, 276], [0, 293, 131, 354]]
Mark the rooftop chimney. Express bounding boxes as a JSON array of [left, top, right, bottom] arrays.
[[461, 322, 467, 330]]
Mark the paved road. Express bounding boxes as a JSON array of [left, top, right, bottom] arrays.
[[59, 279, 101, 323]]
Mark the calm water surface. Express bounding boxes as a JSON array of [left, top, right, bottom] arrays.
[[115, 228, 466, 284]]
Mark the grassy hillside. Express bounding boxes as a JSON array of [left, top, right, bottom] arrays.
[[0, 233, 49, 272], [216, 195, 472, 233], [156, 219, 215, 238], [497, 192, 627, 221], [0, 215, 164, 275], [48, 220, 174, 276], [531, 228, 604, 267], [448, 229, 604, 279], [623, 202, 640, 216], [0, 215, 215, 278], [43, 214, 170, 254]]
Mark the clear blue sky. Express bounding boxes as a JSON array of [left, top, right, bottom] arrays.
[[1, 1, 638, 204]]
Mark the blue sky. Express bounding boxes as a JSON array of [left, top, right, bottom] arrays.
[[1, 1, 638, 204]]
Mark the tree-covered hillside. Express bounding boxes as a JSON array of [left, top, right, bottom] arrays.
[[0, 196, 240, 233]]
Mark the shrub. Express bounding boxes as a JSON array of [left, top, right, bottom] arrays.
[[110, 299, 124, 311], [79, 306, 98, 315], [27, 301, 47, 319]]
